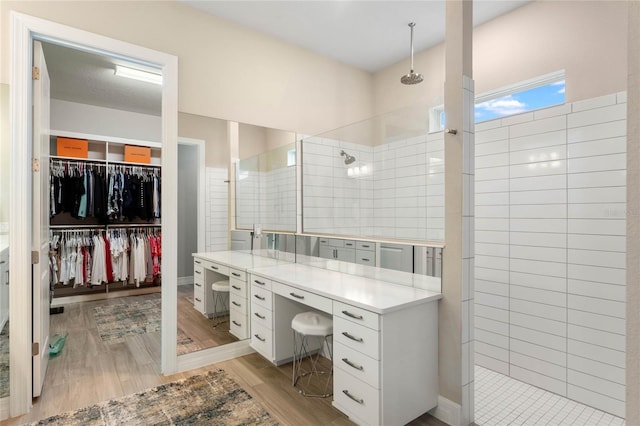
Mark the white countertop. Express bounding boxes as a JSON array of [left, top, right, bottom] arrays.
[[192, 250, 291, 270], [251, 262, 442, 315]]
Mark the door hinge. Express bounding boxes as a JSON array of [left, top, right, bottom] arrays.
[[31, 251, 39, 265], [32, 342, 39, 356], [32, 158, 40, 172], [32, 66, 40, 80]]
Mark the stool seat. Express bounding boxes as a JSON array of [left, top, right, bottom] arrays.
[[292, 312, 333, 336], [211, 280, 230, 292]]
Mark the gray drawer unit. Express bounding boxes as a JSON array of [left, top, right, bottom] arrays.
[[379, 242, 413, 273]]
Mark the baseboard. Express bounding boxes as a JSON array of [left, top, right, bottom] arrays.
[[429, 395, 462, 426], [50, 286, 161, 307], [0, 396, 9, 421], [177, 276, 193, 286], [176, 340, 255, 373]]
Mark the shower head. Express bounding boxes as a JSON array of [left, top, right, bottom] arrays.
[[401, 22, 424, 85], [340, 150, 356, 165]]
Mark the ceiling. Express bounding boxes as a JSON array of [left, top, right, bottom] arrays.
[[43, 1, 528, 117], [179, 0, 529, 73]]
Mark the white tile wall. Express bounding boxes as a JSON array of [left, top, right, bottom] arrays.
[[302, 133, 444, 241], [474, 93, 627, 418], [205, 168, 229, 251]]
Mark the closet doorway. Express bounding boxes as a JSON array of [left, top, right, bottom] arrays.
[[10, 13, 178, 417]]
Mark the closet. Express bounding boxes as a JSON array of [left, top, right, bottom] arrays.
[[48, 133, 162, 301]]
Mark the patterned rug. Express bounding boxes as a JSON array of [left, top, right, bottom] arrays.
[[0, 321, 8, 398], [94, 296, 204, 355], [28, 369, 279, 425], [94, 298, 161, 343]]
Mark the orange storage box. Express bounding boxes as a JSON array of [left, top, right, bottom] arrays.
[[124, 145, 151, 164], [57, 137, 88, 158]]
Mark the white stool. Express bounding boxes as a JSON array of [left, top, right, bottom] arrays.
[[291, 311, 333, 398], [211, 280, 230, 329]]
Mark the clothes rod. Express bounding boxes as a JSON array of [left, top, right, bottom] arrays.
[[50, 224, 106, 230], [108, 223, 161, 228]]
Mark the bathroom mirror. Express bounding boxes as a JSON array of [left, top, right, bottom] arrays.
[[236, 124, 297, 232], [301, 104, 444, 242], [295, 235, 442, 293]]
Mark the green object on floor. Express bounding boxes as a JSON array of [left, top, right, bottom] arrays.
[[49, 333, 68, 357]]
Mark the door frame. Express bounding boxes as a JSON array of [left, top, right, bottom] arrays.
[[9, 12, 178, 416]]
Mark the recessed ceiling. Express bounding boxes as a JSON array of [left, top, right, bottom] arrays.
[[178, 0, 530, 72], [42, 42, 162, 116]]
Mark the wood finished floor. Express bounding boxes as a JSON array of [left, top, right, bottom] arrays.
[[2, 290, 446, 426]]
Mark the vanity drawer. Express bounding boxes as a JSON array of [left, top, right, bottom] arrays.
[[334, 316, 380, 359], [273, 281, 332, 314], [251, 301, 273, 329], [334, 341, 380, 389], [204, 261, 229, 276], [193, 279, 205, 294], [193, 264, 204, 282], [355, 255, 375, 266], [229, 292, 247, 313], [334, 371, 380, 426], [229, 277, 247, 297], [334, 301, 380, 331], [250, 275, 272, 290], [251, 322, 273, 360], [229, 312, 248, 340], [251, 285, 273, 309], [193, 291, 206, 314], [229, 268, 246, 281], [356, 241, 374, 251]]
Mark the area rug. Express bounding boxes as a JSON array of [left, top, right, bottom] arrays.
[[94, 298, 161, 343], [28, 369, 279, 425], [0, 321, 8, 398]]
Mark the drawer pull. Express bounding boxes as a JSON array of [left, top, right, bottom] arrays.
[[195, 297, 201, 302], [254, 312, 266, 320], [346, 243, 353, 246], [342, 310, 364, 320], [361, 258, 370, 262], [254, 280, 266, 285], [254, 334, 266, 342], [232, 301, 241, 307], [254, 294, 266, 301], [211, 265, 218, 270], [232, 272, 241, 277], [195, 283, 202, 287], [195, 270, 201, 274], [362, 244, 370, 248], [232, 320, 241, 326], [195, 260, 202, 264], [232, 285, 241, 290], [289, 292, 304, 300], [342, 331, 363, 343], [342, 390, 364, 405], [342, 358, 364, 371]]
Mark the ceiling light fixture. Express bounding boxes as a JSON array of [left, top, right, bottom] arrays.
[[114, 65, 162, 85], [400, 22, 424, 85]]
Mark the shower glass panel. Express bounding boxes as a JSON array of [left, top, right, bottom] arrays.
[[301, 105, 444, 242]]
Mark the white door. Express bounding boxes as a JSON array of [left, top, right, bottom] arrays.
[[32, 40, 51, 398]]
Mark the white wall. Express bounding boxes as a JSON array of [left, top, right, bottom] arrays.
[[474, 92, 627, 417], [373, 1, 627, 116], [0, 1, 374, 136]]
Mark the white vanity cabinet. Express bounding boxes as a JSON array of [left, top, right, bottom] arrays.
[[247, 263, 440, 426], [319, 238, 377, 265], [228, 268, 248, 340], [332, 300, 438, 426]]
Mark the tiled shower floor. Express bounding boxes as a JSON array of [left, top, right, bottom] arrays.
[[474, 366, 625, 426]]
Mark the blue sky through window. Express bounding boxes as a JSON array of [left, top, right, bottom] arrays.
[[474, 80, 565, 122]]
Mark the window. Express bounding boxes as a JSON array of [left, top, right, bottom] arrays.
[[429, 70, 566, 131]]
